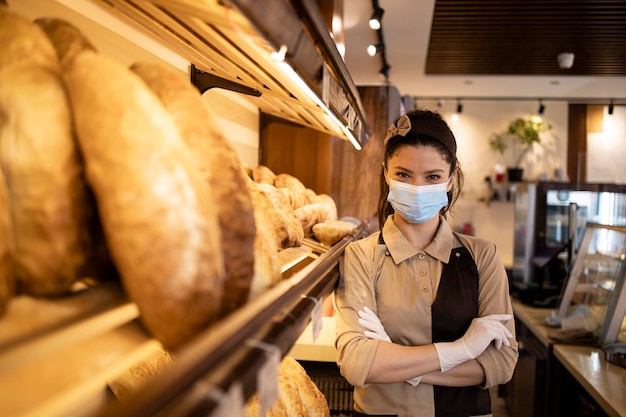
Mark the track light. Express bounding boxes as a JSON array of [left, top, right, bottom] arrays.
[[369, 7, 384, 30], [538, 99, 545, 115], [367, 43, 384, 57], [379, 63, 390, 80], [456, 99, 463, 114], [608, 99, 614, 115]]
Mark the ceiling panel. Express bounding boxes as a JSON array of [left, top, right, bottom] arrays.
[[426, 0, 626, 76]]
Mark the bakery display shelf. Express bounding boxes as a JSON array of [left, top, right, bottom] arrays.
[[88, 0, 368, 147], [0, 221, 367, 417]]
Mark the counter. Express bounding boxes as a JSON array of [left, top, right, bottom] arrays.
[[511, 299, 626, 417], [553, 344, 626, 417]]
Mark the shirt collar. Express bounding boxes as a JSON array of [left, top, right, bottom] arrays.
[[381, 215, 454, 264]]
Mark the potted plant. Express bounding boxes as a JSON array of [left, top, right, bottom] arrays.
[[489, 114, 551, 182]]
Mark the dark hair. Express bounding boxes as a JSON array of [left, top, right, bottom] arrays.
[[376, 109, 464, 228]]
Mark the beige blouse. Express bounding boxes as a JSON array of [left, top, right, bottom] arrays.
[[334, 216, 519, 417]]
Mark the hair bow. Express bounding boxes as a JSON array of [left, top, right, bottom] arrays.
[[383, 114, 411, 144]]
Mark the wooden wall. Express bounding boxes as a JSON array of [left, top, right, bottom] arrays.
[[259, 85, 403, 229]]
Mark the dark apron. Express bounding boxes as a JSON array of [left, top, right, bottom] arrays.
[[431, 246, 491, 417]]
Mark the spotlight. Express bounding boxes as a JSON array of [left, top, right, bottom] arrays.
[[367, 43, 384, 57], [608, 99, 614, 115], [369, 7, 384, 30], [538, 100, 545, 115], [456, 100, 463, 114]]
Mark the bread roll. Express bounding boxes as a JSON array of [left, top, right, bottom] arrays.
[[0, 168, 14, 313], [294, 203, 330, 236], [309, 193, 338, 221], [35, 17, 97, 70], [274, 173, 309, 209], [65, 51, 225, 350], [130, 62, 256, 318], [0, 5, 58, 70], [252, 165, 276, 185], [0, 64, 92, 296], [312, 220, 356, 247]]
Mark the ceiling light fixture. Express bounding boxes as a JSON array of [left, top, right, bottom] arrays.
[[557, 52, 575, 69], [369, 6, 384, 30], [608, 99, 614, 115], [379, 63, 391, 80], [367, 43, 384, 57], [538, 99, 545, 115]]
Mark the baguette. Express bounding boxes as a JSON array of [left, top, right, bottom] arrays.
[[0, 64, 92, 296], [65, 51, 225, 349], [130, 62, 256, 318]]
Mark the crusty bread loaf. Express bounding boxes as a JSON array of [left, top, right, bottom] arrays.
[[0, 64, 92, 296], [247, 194, 282, 300], [245, 356, 330, 417], [252, 165, 276, 185], [0, 5, 58, 71], [130, 62, 256, 318], [279, 356, 330, 417], [0, 168, 14, 314], [108, 345, 173, 400], [34, 17, 97, 70], [247, 179, 304, 250], [65, 51, 225, 350], [313, 220, 356, 247]]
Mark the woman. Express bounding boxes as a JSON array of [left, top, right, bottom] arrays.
[[334, 109, 518, 417]]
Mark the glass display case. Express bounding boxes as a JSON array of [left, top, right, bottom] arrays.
[[512, 182, 626, 307], [548, 223, 626, 346]]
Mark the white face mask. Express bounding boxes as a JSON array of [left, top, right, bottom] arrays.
[[387, 179, 449, 223]]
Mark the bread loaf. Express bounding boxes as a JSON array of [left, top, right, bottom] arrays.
[[247, 193, 282, 300], [0, 64, 92, 296], [0, 5, 58, 71], [245, 356, 330, 417], [65, 51, 225, 350], [35, 17, 97, 70], [130, 62, 256, 318], [0, 168, 14, 314], [247, 179, 304, 250]]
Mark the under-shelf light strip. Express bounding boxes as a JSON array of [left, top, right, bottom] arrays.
[[272, 46, 362, 151]]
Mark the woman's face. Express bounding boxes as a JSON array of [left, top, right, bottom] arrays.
[[385, 144, 453, 189]]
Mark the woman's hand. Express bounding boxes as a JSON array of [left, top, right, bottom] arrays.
[[434, 314, 513, 372]]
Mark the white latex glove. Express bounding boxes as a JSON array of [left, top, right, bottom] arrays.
[[434, 314, 513, 373], [357, 306, 422, 386]]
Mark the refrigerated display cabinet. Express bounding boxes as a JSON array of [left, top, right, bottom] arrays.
[[512, 181, 626, 307], [548, 223, 626, 347]]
